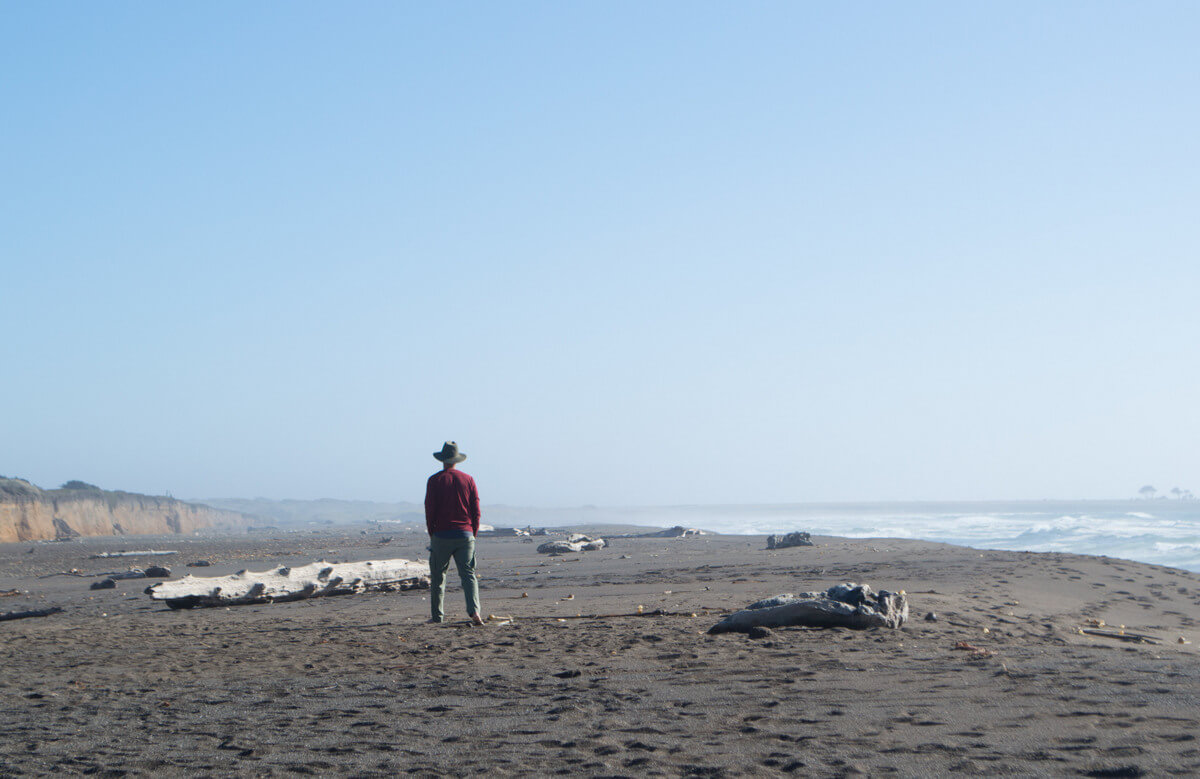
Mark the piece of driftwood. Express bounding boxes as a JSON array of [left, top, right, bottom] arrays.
[[537, 534, 607, 554], [0, 589, 22, 598], [953, 641, 996, 658], [107, 569, 147, 581], [0, 606, 64, 622], [638, 526, 706, 538], [518, 608, 708, 621], [766, 532, 813, 549], [90, 550, 178, 559], [708, 583, 909, 634], [146, 558, 430, 609], [1080, 627, 1161, 645]]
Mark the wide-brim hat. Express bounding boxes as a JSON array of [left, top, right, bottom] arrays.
[[433, 441, 467, 463]]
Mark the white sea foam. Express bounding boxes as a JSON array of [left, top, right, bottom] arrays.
[[621, 501, 1200, 573]]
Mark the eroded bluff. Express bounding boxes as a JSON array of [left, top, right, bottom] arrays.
[[0, 478, 248, 542]]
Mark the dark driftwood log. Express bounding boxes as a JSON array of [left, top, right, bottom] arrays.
[[0, 606, 64, 622], [766, 532, 813, 549], [709, 583, 909, 634]]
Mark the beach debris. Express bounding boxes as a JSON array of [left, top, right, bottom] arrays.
[[0, 589, 23, 598], [107, 569, 148, 581], [90, 578, 117, 590], [520, 608, 701, 622], [637, 526, 707, 538], [709, 583, 909, 634], [1178, 637, 1191, 645], [924, 612, 938, 622], [521, 592, 529, 598], [144, 565, 171, 578], [0, 606, 64, 622], [1079, 627, 1162, 645], [479, 527, 531, 537], [186, 560, 212, 567], [537, 534, 606, 554], [146, 558, 430, 609], [89, 550, 178, 558], [766, 532, 813, 550], [953, 641, 995, 658]]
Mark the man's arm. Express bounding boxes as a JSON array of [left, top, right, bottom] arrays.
[[424, 476, 436, 535], [469, 478, 481, 537]]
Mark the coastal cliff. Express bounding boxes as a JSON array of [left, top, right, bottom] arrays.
[[0, 478, 249, 543]]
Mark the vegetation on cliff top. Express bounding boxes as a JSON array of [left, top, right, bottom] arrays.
[[1, 477, 179, 506]]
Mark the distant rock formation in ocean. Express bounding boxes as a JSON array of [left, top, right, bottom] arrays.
[[0, 477, 249, 543]]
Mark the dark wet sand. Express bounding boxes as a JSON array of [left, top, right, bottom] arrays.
[[2, 528, 1199, 777]]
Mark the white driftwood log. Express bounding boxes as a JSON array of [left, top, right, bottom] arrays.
[[90, 550, 178, 559], [537, 534, 607, 554], [147, 559, 430, 609], [639, 526, 706, 538], [708, 583, 909, 633]]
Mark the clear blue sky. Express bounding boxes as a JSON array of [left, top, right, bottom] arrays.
[[2, 3, 1197, 505]]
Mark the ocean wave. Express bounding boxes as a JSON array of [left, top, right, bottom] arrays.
[[657, 504, 1200, 573]]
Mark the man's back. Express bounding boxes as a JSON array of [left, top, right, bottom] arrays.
[[425, 469, 480, 536]]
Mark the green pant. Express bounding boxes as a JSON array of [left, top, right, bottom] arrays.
[[429, 535, 480, 621]]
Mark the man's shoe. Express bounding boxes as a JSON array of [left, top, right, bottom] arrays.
[[469, 614, 484, 626], [427, 617, 443, 624]]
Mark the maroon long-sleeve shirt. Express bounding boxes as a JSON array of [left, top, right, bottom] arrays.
[[424, 468, 481, 536]]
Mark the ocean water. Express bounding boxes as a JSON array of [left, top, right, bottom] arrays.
[[616, 501, 1200, 574]]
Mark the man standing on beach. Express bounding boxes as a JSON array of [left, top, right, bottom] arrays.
[[424, 441, 484, 625]]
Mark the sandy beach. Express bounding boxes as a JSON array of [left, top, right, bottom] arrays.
[[2, 528, 1199, 777]]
